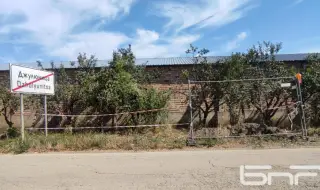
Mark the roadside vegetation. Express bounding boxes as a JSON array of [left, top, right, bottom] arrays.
[[1, 126, 319, 154], [1, 41, 320, 153], [0, 126, 187, 154]]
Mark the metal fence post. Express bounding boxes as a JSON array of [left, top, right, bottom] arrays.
[[187, 79, 195, 145], [20, 93, 25, 141], [296, 80, 307, 137], [44, 95, 48, 137]]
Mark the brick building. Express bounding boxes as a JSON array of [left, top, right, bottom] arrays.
[[0, 53, 310, 128]]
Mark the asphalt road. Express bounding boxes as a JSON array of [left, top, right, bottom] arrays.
[[1, 148, 320, 190]]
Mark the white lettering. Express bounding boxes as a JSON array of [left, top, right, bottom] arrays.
[[240, 165, 268, 186], [294, 172, 317, 186], [240, 165, 320, 186], [267, 172, 294, 186]]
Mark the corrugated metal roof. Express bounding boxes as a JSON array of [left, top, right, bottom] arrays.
[[140, 54, 310, 66], [136, 56, 229, 66], [272, 53, 309, 61], [0, 53, 313, 70]]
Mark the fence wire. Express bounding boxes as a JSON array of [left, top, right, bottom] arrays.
[[4, 76, 308, 143], [187, 77, 306, 143], [22, 107, 189, 133]]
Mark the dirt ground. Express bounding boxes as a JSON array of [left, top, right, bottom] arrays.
[[0, 148, 320, 190]]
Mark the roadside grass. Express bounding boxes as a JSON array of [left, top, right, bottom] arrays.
[[0, 126, 187, 154], [1, 126, 320, 154], [308, 128, 320, 136]]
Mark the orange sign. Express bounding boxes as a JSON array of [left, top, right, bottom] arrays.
[[296, 73, 302, 84]]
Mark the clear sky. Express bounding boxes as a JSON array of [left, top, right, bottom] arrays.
[[0, 0, 319, 66]]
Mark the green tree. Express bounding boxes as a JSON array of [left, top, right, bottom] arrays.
[[302, 54, 320, 126], [37, 54, 98, 127], [0, 81, 19, 137], [110, 44, 160, 84], [184, 42, 293, 129], [36, 45, 169, 128], [81, 46, 170, 126], [184, 45, 230, 127], [223, 53, 250, 125], [244, 42, 292, 126]]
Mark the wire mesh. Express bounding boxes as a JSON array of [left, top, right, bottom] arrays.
[[187, 77, 304, 140], [24, 108, 189, 132]]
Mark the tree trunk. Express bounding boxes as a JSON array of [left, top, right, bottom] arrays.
[[198, 109, 202, 128], [263, 113, 272, 126], [3, 107, 13, 128], [202, 110, 209, 127], [213, 99, 220, 128], [240, 103, 246, 123]]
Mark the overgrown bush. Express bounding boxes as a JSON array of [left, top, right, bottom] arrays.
[[35, 46, 170, 128], [6, 127, 19, 138]]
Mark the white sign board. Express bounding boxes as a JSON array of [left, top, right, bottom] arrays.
[[281, 83, 291, 88], [10, 64, 55, 95]]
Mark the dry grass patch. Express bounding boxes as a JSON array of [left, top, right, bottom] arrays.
[[0, 125, 187, 154]]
